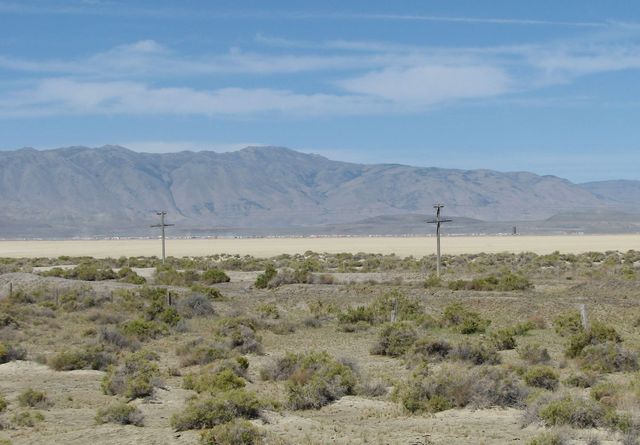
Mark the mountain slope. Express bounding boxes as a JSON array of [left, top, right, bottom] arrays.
[[0, 145, 632, 237]]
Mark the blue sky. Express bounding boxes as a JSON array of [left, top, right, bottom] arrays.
[[1, 0, 640, 182]]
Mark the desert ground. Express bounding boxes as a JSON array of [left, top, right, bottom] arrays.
[[0, 249, 639, 445], [0, 234, 639, 258]]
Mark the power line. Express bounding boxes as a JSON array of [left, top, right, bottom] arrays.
[[150, 211, 174, 264], [427, 204, 452, 277]]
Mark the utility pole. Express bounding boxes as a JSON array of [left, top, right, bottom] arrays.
[[151, 211, 174, 264], [427, 204, 452, 277]]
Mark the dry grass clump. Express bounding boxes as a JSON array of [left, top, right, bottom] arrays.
[[0, 393, 7, 412], [527, 431, 567, 445], [178, 293, 215, 318], [395, 363, 527, 413], [261, 351, 358, 410], [170, 389, 263, 431], [448, 340, 501, 365], [102, 351, 161, 399], [95, 402, 144, 426], [11, 410, 45, 427]]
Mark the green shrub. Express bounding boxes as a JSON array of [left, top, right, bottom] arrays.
[[370, 322, 418, 357], [11, 410, 44, 427], [215, 317, 263, 354], [117, 267, 147, 284], [565, 322, 621, 358], [184, 368, 246, 394], [448, 340, 500, 365], [171, 389, 263, 431], [261, 351, 357, 410], [448, 273, 531, 291], [176, 339, 230, 367], [490, 329, 517, 350], [95, 402, 144, 426], [411, 337, 452, 362], [17, 389, 50, 409], [523, 366, 559, 391], [370, 291, 425, 322], [423, 275, 442, 288], [178, 293, 215, 318], [202, 269, 231, 284], [553, 312, 582, 337], [579, 342, 638, 373], [0, 342, 26, 364], [517, 344, 551, 365], [254, 265, 277, 289], [256, 303, 280, 320], [527, 431, 566, 445], [337, 306, 375, 325], [0, 393, 7, 412], [563, 372, 596, 388], [396, 363, 527, 413], [442, 303, 490, 334], [49, 345, 114, 371], [537, 395, 605, 428], [199, 419, 263, 445], [190, 284, 226, 301], [102, 351, 161, 399], [121, 319, 168, 341]]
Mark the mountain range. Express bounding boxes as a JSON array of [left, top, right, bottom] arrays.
[[0, 145, 638, 238]]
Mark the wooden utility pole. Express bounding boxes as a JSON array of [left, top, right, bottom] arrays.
[[151, 211, 174, 264], [427, 204, 452, 277]]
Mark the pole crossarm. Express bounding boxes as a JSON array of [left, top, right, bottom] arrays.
[[426, 204, 452, 277], [151, 211, 174, 264]]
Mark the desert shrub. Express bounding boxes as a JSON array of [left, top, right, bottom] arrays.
[[490, 329, 517, 350], [536, 395, 605, 428], [215, 317, 263, 354], [49, 345, 114, 371], [178, 293, 215, 318], [256, 303, 279, 320], [95, 402, 144, 426], [202, 269, 231, 284], [448, 273, 531, 291], [564, 372, 596, 388], [176, 339, 231, 367], [199, 419, 263, 445], [423, 275, 442, 288], [254, 265, 277, 289], [411, 337, 452, 362], [102, 351, 161, 399], [17, 389, 50, 409], [43, 263, 117, 281], [370, 322, 417, 357], [0, 393, 7, 412], [184, 368, 246, 394], [370, 291, 425, 322], [553, 312, 583, 337], [261, 351, 357, 410], [191, 284, 226, 301], [579, 342, 638, 373], [120, 318, 168, 341], [527, 431, 566, 445], [307, 300, 338, 318], [98, 327, 139, 351], [337, 306, 375, 325], [396, 363, 527, 413], [449, 340, 500, 365], [11, 410, 44, 427], [117, 267, 146, 284], [565, 322, 621, 358], [355, 380, 388, 398], [0, 314, 19, 328], [517, 344, 551, 365], [266, 321, 296, 335], [590, 382, 620, 404], [154, 265, 198, 286], [523, 366, 559, 391], [170, 389, 263, 431], [442, 303, 490, 334], [0, 342, 26, 364]]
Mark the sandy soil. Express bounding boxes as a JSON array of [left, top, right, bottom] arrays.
[[1, 234, 639, 258]]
